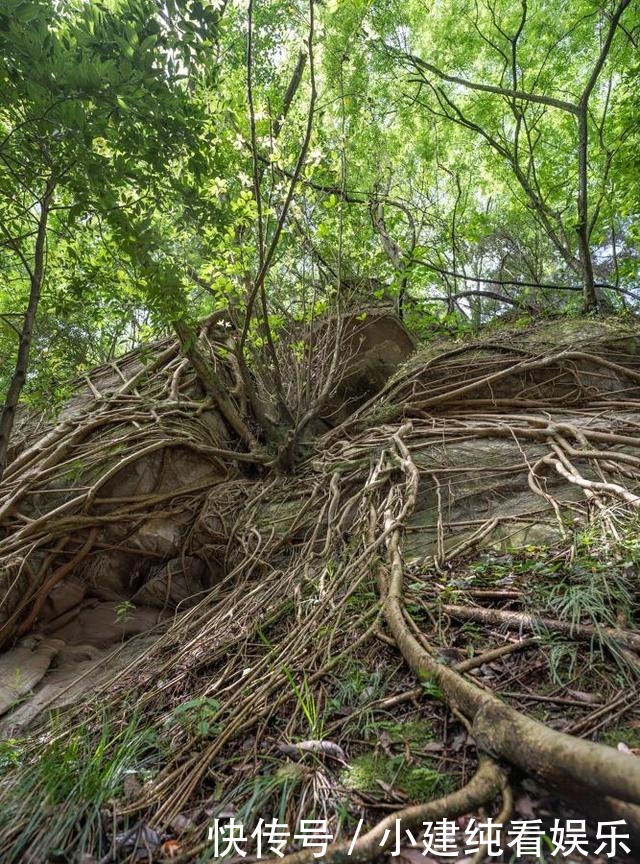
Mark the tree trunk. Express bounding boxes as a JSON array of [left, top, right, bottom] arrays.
[[173, 320, 256, 448], [577, 108, 598, 311], [370, 201, 407, 319], [575, 0, 631, 311], [0, 182, 54, 479]]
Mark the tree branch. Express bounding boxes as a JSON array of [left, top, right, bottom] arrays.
[[400, 49, 579, 114]]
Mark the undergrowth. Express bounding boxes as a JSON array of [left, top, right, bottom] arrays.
[[0, 712, 162, 862], [429, 516, 640, 686]]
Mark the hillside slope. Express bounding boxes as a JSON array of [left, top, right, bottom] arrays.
[[1, 315, 640, 861]]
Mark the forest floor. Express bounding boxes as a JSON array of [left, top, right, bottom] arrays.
[[0, 315, 640, 863]]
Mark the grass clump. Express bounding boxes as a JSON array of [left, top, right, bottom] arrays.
[[0, 711, 162, 864]]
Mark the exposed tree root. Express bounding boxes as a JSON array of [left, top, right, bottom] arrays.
[[1, 319, 640, 860], [442, 604, 640, 654], [270, 759, 506, 864], [377, 425, 640, 836]]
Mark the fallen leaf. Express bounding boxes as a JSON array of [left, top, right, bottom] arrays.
[[567, 689, 601, 704], [397, 846, 429, 864], [546, 718, 570, 730], [451, 730, 470, 752], [123, 772, 143, 800], [170, 813, 196, 834], [162, 839, 182, 859], [514, 792, 537, 819], [277, 739, 347, 762], [116, 824, 162, 851]]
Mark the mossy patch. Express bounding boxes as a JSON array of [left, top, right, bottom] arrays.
[[342, 751, 451, 803], [378, 718, 435, 745], [600, 727, 640, 750], [341, 718, 452, 803]]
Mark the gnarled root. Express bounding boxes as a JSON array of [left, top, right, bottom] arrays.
[[270, 758, 506, 864], [379, 427, 640, 841]]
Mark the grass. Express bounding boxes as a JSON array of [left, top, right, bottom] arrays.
[[600, 726, 640, 750], [538, 634, 580, 686], [525, 531, 638, 680], [439, 527, 639, 684], [0, 711, 163, 863], [2, 511, 636, 862], [533, 558, 634, 631], [230, 761, 309, 826], [328, 661, 387, 711]]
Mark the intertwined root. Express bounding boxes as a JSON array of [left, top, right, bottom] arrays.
[[1, 320, 640, 859]]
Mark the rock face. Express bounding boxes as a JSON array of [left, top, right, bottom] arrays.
[[337, 312, 416, 403], [313, 311, 416, 426], [22, 312, 414, 638], [252, 316, 640, 563], [379, 317, 640, 561], [0, 637, 64, 716]]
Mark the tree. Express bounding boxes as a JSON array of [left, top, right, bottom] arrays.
[[376, 0, 634, 309], [0, 0, 207, 470]]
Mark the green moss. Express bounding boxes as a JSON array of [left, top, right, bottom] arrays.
[[342, 751, 451, 803], [341, 718, 451, 803], [400, 766, 452, 801], [378, 718, 434, 745], [600, 727, 640, 750], [367, 404, 400, 425], [404, 315, 639, 375]]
